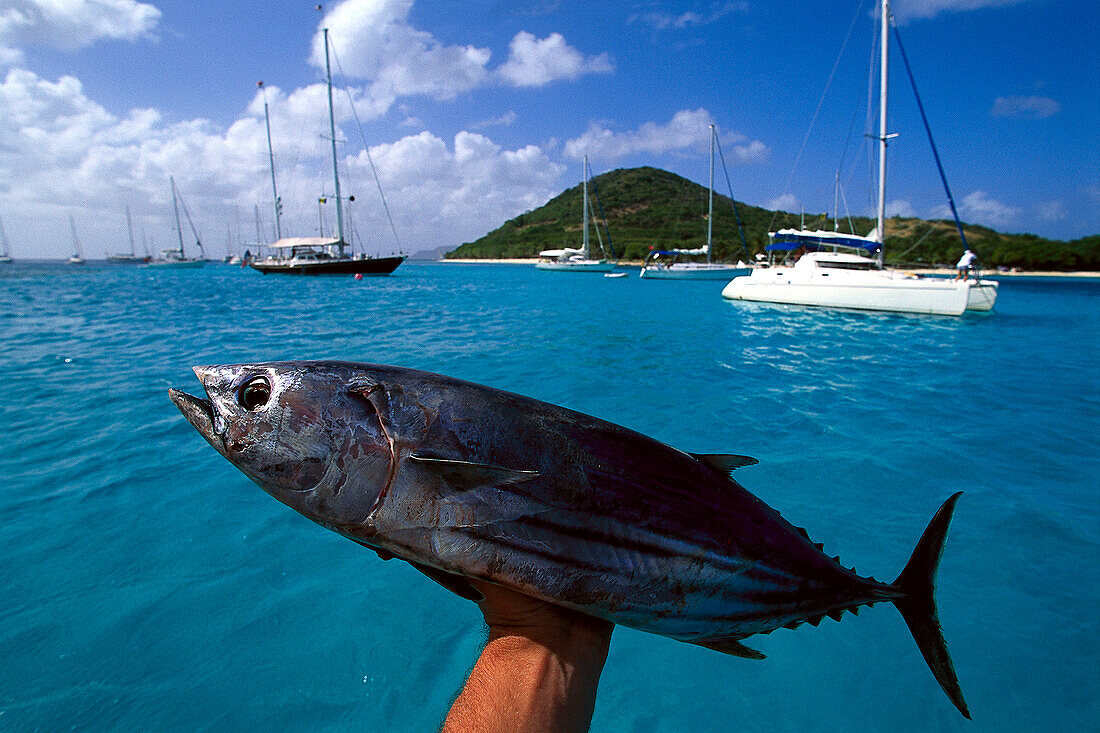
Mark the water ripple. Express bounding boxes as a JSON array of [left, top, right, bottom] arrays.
[[1, 263, 1097, 732]]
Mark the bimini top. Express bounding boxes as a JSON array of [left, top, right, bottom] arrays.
[[647, 245, 709, 257], [538, 247, 584, 258], [767, 228, 880, 253], [270, 237, 342, 249]]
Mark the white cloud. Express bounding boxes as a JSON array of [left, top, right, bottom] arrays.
[[0, 44, 23, 67], [0, 67, 268, 233], [1036, 200, 1065, 222], [309, 1, 612, 117], [0, 0, 160, 51], [497, 31, 613, 87], [730, 139, 769, 164], [471, 110, 518, 129], [342, 131, 566, 250], [991, 95, 1061, 119], [248, 81, 384, 154], [0, 65, 565, 257], [768, 193, 799, 212], [885, 199, 916, 218], [932, 190, 1019, 229], [892, 0, 1028, 21], [630, 2, 749, 30], [313, 0, 491, 110], [563, 108, 768, 163]]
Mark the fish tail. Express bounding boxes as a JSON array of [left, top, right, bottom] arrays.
[[891, 491, 971, 719]]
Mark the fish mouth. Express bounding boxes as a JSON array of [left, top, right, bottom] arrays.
[[168, 386, 221, 449]]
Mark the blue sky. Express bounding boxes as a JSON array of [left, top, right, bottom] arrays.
[[0, 0, 1096, 259]]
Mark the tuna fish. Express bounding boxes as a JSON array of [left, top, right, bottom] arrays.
[[169, 361, 969, 718]]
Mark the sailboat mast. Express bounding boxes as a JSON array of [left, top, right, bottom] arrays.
[[833, 172, 840, 232], [171, 176, 185, 257], [259, 81, 282, 241], [322, 28, 345, 252], [68, 215, 82, 258], [707, 124, 715, 264], [875, 0, 891, 265], [126, 206, 135, 256], [582, 156, 590, 259]]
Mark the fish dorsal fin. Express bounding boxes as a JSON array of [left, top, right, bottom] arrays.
[[690, 453, 759, 478], [408, 452, 539, 491], [406, 560, 485, 603], [691, 636, 766, 660]]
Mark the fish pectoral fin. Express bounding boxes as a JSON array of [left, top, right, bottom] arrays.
[[369, 546, 396, 561], [691, 636, 766, 660], [690, 453, 760, 477], [347, 537, 396, 561], [406, 560, 485, 603], [408, 453, 539, 490]]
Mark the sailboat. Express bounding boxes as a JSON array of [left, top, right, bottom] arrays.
[[106, 207, 150, 264], [722, 0, 997, 316], [0, 216, 13, 263], [536, 156, 616, 272], [148, 177, 206, 268], [250, 30, 406, 276], [67, 215, 84, 265], [640, 125, 753, 280]]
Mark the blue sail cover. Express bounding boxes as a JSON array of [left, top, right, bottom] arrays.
[[767, 229, 880, 253]]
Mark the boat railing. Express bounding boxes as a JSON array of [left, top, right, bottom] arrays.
[[815, 259, 880, 271]]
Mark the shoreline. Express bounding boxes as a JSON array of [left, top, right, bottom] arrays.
[[434, 259, 1100, 277]]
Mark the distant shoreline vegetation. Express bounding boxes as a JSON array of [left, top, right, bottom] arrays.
[[446, 167, 1099, 272]]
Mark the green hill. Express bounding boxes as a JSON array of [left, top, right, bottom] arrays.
[[446, 166, 1099, 270]]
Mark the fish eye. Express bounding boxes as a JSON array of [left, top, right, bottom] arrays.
[[238, 377, 271, 411]]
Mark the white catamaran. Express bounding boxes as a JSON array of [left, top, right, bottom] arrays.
[[722, 0, 997, 316], [537, 156, 616, 273], [640, 125, 753, 280]]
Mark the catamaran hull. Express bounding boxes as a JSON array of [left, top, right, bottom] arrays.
[[641, 265, 752, 280], [148, 259, 206, 269], [722, 271, 997, 316], [535, 261, 616, 272], [964, 281, 999, 311], [251, 255, 406, 276], [106, 256, 151, 264]]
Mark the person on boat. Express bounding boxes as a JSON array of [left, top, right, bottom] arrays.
[[954, 249, 978, 280], [443, 581, 612, 733]]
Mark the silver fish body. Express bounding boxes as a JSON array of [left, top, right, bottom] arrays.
[[170, 361, 969, 717]]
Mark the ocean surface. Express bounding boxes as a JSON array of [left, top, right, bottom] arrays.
[[1, 261, 1096, 732]]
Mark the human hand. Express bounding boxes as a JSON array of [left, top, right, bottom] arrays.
[[443, 581, 614, 733], [473, 580, 614, 648]]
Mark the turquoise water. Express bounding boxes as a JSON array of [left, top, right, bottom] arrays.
[[2, 261, 1097, 731]]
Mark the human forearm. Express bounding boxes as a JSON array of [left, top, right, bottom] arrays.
[[442, 591, 613, 733]]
